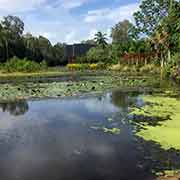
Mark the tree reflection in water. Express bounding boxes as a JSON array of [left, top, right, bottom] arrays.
[[111, 90, 140, 109], [0, 100, 29, 116]]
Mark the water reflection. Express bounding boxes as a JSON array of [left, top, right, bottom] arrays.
[[0, 100, 29, 116], [111, 90, 140, 109], [0, 90, 179, 180]]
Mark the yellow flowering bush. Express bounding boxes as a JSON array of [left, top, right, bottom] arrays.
[[67, 64, 82, 70], [89, 64, 98, 70], [67, 63, 107, 71]]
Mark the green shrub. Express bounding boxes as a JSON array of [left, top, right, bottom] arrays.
[[3, 57, 47, 72], [76, 56, 88, 64], [40, 60, 48, 70], [139, 64, 160, 74], [171, 53, 180, 66], [164, 53, 180, 77], [97, 62, 107, 70], [110, 64, 122, 71]]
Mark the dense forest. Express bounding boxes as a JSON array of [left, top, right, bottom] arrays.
[[0, 0, 179, 69], [0, 16, 65, 66]]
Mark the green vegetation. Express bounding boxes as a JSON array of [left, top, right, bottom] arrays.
[[131, 95, 180, 150], [91, 126, 121, 135], [1, 57, 47, 72], [78, 0, 180, 80], [0, 74, 164, 101], [67, 63, 107, 71], [0, 2, 179, 180], [103, 127, 121, 135], [0, 0, 179, 79], [110, 64, 160, 75], [156, 170, 180, 179], [0, 15, 65, 66]]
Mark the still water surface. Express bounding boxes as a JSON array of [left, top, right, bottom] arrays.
[[0, 90, 179, 180]]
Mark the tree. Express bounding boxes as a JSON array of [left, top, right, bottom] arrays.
[[0, 24, 11, 61], [94, 31, 108, 48], [0, 16, 25, 60], [160, 1, 180, 53], [150, 1, 180, 65], [53, 43, 65, 65], [133, 0, 174, 36], [0, 15, 66, 65], [81, 39, 96, 45], [111, 20, 133, 43], [23, 33, 43, 62], [86, 47, 109, 63], [1, 15, 24, 37], [38, 36, 52, 62]]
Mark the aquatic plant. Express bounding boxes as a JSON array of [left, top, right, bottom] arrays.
[[103, 127, 121, 134], [131, 95, 180, 150], [91, 126, 121, 135]]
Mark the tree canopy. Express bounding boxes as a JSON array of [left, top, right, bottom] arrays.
[[0, 16, 65, 66], [111, 20, 133, 43]]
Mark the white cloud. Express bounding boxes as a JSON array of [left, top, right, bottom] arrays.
[[65, 31, 77, 44], [88, 29, 98, 39], [85, 8, 110, 23], [84, 3, 139, 23], [0, 0, 46, 12], [0, 0, 89, 13], [0, 0, 139, 44], [60, 0, 89, 9]]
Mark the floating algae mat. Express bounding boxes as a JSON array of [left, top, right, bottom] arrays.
[[131, 95, 180, 150]]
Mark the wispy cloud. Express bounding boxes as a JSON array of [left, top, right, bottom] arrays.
[[65, 31, 77, 43], [60, 0, 89, 9], [0, 0, 139, 44], [84, 3, 139, 23], [0, 0, 46, 12]]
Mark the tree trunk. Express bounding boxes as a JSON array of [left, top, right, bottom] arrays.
[[167, 49, 171, 62], [5, 40, 8, 60], [161, 53, 164, 68]]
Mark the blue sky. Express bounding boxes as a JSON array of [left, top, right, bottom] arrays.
[[0, 0, 140, 44]]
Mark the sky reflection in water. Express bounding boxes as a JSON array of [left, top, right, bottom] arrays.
[[0, 90, 179, 180]]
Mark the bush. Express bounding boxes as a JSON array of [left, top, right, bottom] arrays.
[[40, 60, 48, 69], [164, 53, 180, 77], [89, 64, 98, 70], [67, 63, 107, 71], [76, 56, 88, 64], [110, 64, 138, 73], [139, 64, 160, 74], [3, 57, 47, 72], [67, 64, 83, 71], [97, 62, 108, 70], [110, 64, 122, 71], [171, 53, 180, 66]]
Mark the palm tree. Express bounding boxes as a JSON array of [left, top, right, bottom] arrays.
[[94, 31, 108, 48]]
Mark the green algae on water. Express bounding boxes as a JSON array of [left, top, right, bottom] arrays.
[[131, 95, 180, 150], [103, 127, 121, 134], [91, 126, 121, 135]]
